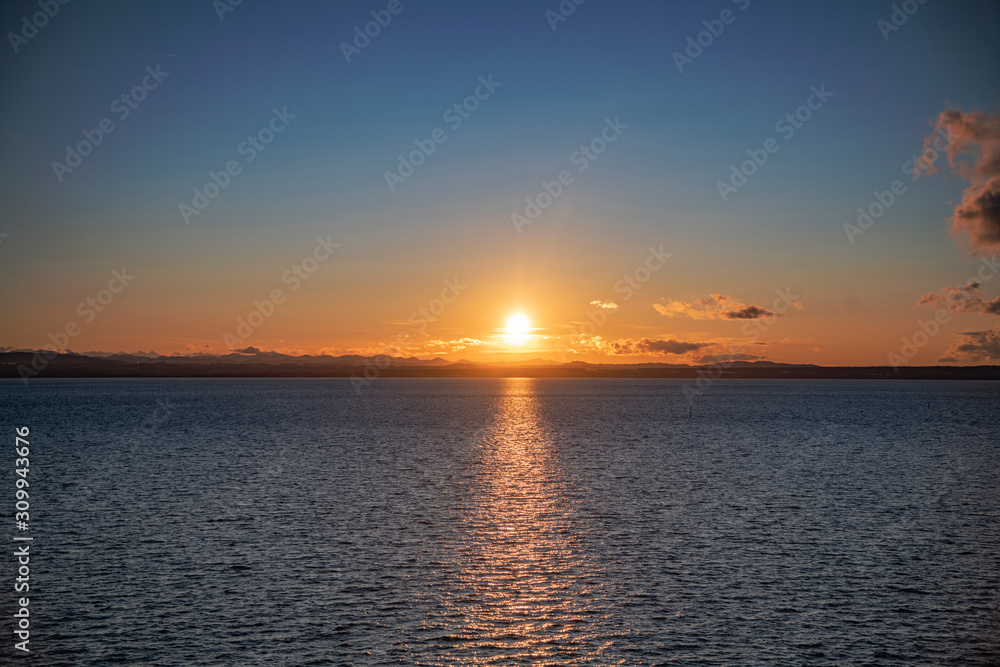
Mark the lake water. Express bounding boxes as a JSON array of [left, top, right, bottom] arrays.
[[2, 378, 999, 665]]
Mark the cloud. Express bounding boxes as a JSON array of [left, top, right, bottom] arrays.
[[921, 108, 1000, 254], [349, 336, 487, 359], [722, 305, 778, 320], [696, 294, 731, 306], [389, 337, 486, 356], [653, 302, 695, 318], [642, 339, 706, 354], [425, 337, 486, 353], [939, 329, 1000, 362], [655, 294, 780, 320], [589, 300, 619, 311], [918, 281, 1000, 315], [608, 338, 707, 356], [654, 294, 726, 319], [560, 334, 774, 363]]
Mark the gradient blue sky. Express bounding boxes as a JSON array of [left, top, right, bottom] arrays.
[[2, 0, 999, 364]]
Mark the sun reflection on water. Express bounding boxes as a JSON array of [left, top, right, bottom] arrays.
[[443, 378, 618, 665]]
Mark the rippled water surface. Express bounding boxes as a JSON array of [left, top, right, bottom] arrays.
[[3, 378, 999, 665]]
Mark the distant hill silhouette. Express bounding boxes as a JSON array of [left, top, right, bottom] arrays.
[[2, 350, 998, 380]]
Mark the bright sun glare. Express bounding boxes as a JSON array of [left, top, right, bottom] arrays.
[[505, 313, 531, 346]]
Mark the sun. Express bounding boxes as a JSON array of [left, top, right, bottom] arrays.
[[504, 313, 532, 346]]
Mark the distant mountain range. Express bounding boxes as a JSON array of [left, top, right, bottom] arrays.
[[2, 349, 999, 380]]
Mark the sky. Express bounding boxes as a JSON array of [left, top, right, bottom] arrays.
[[1, 0, 999, 366]]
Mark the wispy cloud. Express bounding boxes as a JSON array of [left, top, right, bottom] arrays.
[[918, 281, 1000, 315], [940, 329, 1000, 362], [563, 335, 774, 364], [423, 338, 487, 354], [654, 293, 781, 320], [608, 338, 707, 355], [723, 305, 777, 320]]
